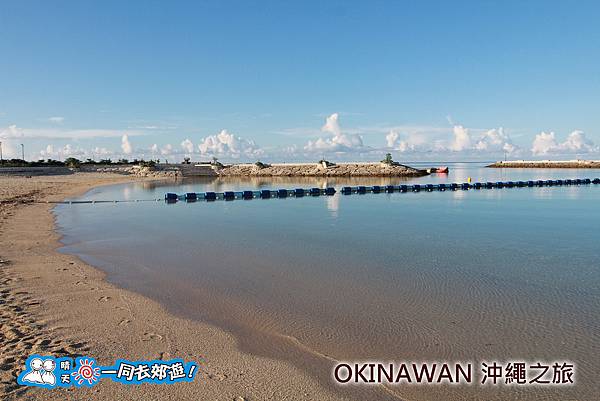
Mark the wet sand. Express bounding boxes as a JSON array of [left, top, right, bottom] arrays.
[[0, 173, 389, 401]]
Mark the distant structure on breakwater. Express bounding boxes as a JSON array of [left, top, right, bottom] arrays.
[[488, 160, 600, 168]]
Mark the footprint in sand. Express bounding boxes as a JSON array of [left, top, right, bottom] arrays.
[[142, 332, 163, 341], [118, 319, 131, 326], [98, 296, 112, 302], [208, 372, 228, 381]]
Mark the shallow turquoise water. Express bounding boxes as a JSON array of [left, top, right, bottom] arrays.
[[55, 163, 600, 400]]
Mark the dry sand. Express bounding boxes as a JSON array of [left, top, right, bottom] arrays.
[[0, 173, 390, 401]]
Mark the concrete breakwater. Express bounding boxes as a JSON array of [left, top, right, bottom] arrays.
[[488, 160, 600, 168], [216, 162, 427, 177], [0, 162, 427, 178]]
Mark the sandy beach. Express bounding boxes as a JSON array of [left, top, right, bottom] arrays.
[[0, 173, 385, 401]]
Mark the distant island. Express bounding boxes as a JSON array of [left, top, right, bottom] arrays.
[[488, 160, 600, 168]]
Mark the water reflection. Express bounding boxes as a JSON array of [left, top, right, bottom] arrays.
[[325, 195, 340, 218]]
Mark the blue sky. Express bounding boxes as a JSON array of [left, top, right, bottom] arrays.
[[1, 0, 600, 161]]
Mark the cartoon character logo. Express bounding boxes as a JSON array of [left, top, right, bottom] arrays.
[[19, 356, 56, 387]]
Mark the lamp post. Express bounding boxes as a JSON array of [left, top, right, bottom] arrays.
[[21, 143, 25, 161], [0, 141, 3, 163]]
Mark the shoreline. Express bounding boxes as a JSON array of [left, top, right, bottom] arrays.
[[0, 173, 394, 400]]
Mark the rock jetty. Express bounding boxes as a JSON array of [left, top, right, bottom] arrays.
[[216, 162, 427, 177]]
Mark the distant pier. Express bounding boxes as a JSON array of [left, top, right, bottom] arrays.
[[488, 160, 600, 168]]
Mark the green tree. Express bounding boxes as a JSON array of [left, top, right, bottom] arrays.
[[64, 157, 81, 168], [381, 153, 394, 165]]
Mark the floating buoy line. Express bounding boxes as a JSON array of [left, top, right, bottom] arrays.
[[3, 178, 597, 205], [164, 178, 600, 203]]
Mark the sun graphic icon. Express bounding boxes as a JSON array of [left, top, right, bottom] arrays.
[[72, 359, 101, 386]]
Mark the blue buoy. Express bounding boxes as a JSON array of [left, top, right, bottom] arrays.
[[165, 193, 178, 201], [399, 185, 408, 192], [204, 192, 216, 201], [357, 186, 367, 194], [425, 184, 434, 191], [450, 183, 459, 191], [341, 186, 352, 195], [438, 183, 447, 191], [371, 185, 382, 194], [495, 181, 504, 188], [242, 190, 254, 200], [485, 182, 494, 188], [461, 183, 470, 190], [386, 185, 395, 193], [584, 178, 591, 184], [593, 178, 600, 184], [516, 181, 525, 187], [473, 182, 482, 189], [412, 184, 421, 192], [260, 189, 271, 199], [527, 181, 535, 187], [277, 189, 288, 198], [555, 179, 564, 185], [294, 188, 305, 197], [309, 188, 321, 196], [505, 181, 515, 188], [224, 191, 235, 200], [185, 192, 197, 201], [325, 187, 336, 196]]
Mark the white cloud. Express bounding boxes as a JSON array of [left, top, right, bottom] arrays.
[[384, 124, 518, 155], [385, 130, 432, 153], [474, 127, 517, 153], [180, 138, 194, 153], [449, 125, 472, 151], [322, 112, 342, 137], [197, 129, 262, 158], [39, 144, 84, 159], [121, 135, 132, 155], [91, 147, 112, 157], [385, 130, 399, 148], [48, 116, 65, 124], [561, 130, 597, 153], [37, 144, 113, 160], [0, 124, 24, 139], [531, 130, 598, 155], [0, 125, 23, 158], [160, 144, 173, 156], [304, 113, 366, 152], [0, 124, 143, 140]]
